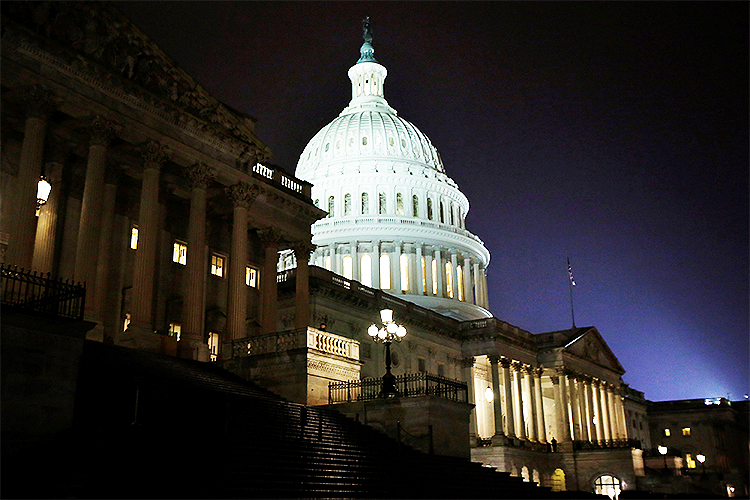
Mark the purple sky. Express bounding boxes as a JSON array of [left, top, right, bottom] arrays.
[[116, 2, 748, 402]]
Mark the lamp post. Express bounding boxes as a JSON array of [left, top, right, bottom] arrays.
[[485, 385, 494, 403], [36, 175, 51, 216], [696, 452, 706, 475], [368, 309, 407, 397], [658, 444, 668, 470]]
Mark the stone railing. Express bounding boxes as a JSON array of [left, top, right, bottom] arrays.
[[252, 162, 311, 198], [230, 326, 358, 361]]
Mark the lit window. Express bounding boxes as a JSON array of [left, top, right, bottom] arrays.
[[314, 199, 319, 208], [396, 193, 404, 215], [445, 262, 453, 298], [246, 266, 259, 288], [412, 195, 419, 217], [432, 259, 437, 295], [594, 474, 621, 500], [401, 139, 406, 148], [211, 254, 224, 277], [130, 226, 139, 250], [123, 312, 131, 331], [324, 256, 331, 271], [360, 254, 372, 287], [379, 192, 386, 214], [362, 137, 367, 146], [457, 265, 464, 301], [168, 322, 181, 342], [421, 256, 427, 294], [380, 254, 390, 290], [682, 427, 691, 436], [427, 198, 433, 220], [400, 253, 409, 291], [207, 332, 219, 362], [327, 196, 334, 218], [342, 256, 353, 280], [361, 192, 369, 214], [685, 454, 696, 469], [325, 143, 329, 152], [173, 241, 187, 265], [664, 428, 671, 437], [344, 193, 351, 215], [389, 137, 394, 146]]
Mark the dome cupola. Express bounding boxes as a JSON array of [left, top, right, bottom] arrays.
[[294, 18, 491, 321]]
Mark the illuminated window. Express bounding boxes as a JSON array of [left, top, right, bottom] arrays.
[[210, 254, 225, 277], [427, 198, 433, 220], [168, 322, 181, 342], [207, 332, 219, 362], [664, 428, 671, 437], [389, 137, 394, 146], [445, 262, 453, 298], [400, 253, 409, 291], [685, 454, 696, 469], [379, 192, 386, 214], [412, 195, 419, 217], [246, 266, 259, 288], [380, 254, 390, 290], [123, 312, 131, 331], [594, 474, 621, 500], [130, 226, 139, 250], [421, 256, 427, 294], [344, 193, 351, 215], [682, 427, 691, 436], [457, 265, 464, 301], [432, 259, 437, 295], [396, 193, 404, 215], [327, 196, 334, 217], [360, 254, 372, 287], [325, 143, 329, 152], [361, 192, 369, 214], [342, 256, 353, 280], [173, 241, 187, 265], [314, 199, 319, 208], [362, 137, 367, 146], [401, 139, 406, 148], [324, 256, 331, 271]]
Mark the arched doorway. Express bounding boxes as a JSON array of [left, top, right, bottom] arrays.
[[551, 468, 566, 492], [594, 474, 621, 500]]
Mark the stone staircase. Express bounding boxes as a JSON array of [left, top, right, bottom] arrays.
[[7, 341, 555, 498]]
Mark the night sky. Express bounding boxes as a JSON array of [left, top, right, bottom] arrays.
[[116, 2, 748, 403]]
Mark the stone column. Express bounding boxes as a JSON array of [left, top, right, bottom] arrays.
[[553, 370, 571, 442], [391, 241, 400, 292], [577, 376, 591, 442], [463, 255, 472, 303], [424, 248, 433, 295], [594, 380, 607, 443], [226, 182, 259, 347], [500, 358, 516, 438], [533, 368, 547, 443], [615, 389, 628, 439], [127, 142, 169, 343], [472, 262, 481, 305], [90, 168, 120, 340], [75, 117, 116, 306], [481, 267, 490, 309], [415, 245, 424, 295], [450, 252, 459, 300], [8, 86, 54, 270], [293, 240, 315, 329], [601, 383, 613, 443], [524, 366, 538, 442], [513, 363, 527, 440], [32, 140, 67, 275], [606, 385, 619, 440], [178, 163, 215, 361], [259, 226, 283, 334], [351, 242, 358, 281], [568, 372, 582, 441], [462, 357, 478, 446], [434, 248, 444, 297], [585, 378, 598, 442], [371, 241, 380, 289], [489, 356, 506, 443]]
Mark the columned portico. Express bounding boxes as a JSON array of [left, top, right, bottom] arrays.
[[568, 372, 582, 441], [513, 363, 527, 440], [293, 240, 315, 329], [488, 356, 505, 443], [462, 357, 478, 446], [32, 142, 66, 275], [499, 358, 515, 438], [532, 368, 547, 443], [259, 227, 283, 334]]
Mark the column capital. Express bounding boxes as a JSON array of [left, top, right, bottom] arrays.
[[227, 181, 260, 208], [292, 240, 315, 260], [141, 140, 170, 170], [512, 361, 525, 372], [523, 364, 537, 375], [488, 355, 501, 365], [23, 85, 57, 120], [188, 162, 216, 189], [460, 356, 475, 369], [533, 366, 545, 378], [89, 116, 118, 147], [257, 226, 285, 246]]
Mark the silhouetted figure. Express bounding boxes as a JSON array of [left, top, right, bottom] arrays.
[[551, 437, 558, 452]]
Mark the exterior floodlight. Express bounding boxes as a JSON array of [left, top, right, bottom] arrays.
[[36, 176, 52, 216], [658, 445, 668, 469], [485, 386, 494, 403], [368, 309, 407, 397], [696, 453, 705, 464]]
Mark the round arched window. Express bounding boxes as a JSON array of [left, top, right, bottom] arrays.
[[594, 475, 621, 500]]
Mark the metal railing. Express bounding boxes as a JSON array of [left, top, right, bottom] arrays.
[[329, 372, 468, 404], [0, 264, 86, 320]]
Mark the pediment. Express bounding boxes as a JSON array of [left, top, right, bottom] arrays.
[[563, 327, 624, 374]]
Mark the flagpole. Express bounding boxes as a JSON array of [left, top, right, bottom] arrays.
[[567, 257, 576, 328]]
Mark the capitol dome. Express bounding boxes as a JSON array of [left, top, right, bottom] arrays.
[[295, 28, 491, 321]]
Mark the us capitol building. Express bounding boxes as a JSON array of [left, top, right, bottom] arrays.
[[4, 4, 744, 498]]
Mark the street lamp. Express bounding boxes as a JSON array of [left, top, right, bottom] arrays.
[[36, 176, 51, 216], [696, 452, 706, 474], [367, 309, 407, 397], [485, 385, 494, 403], [658, 444, 668, 469]]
